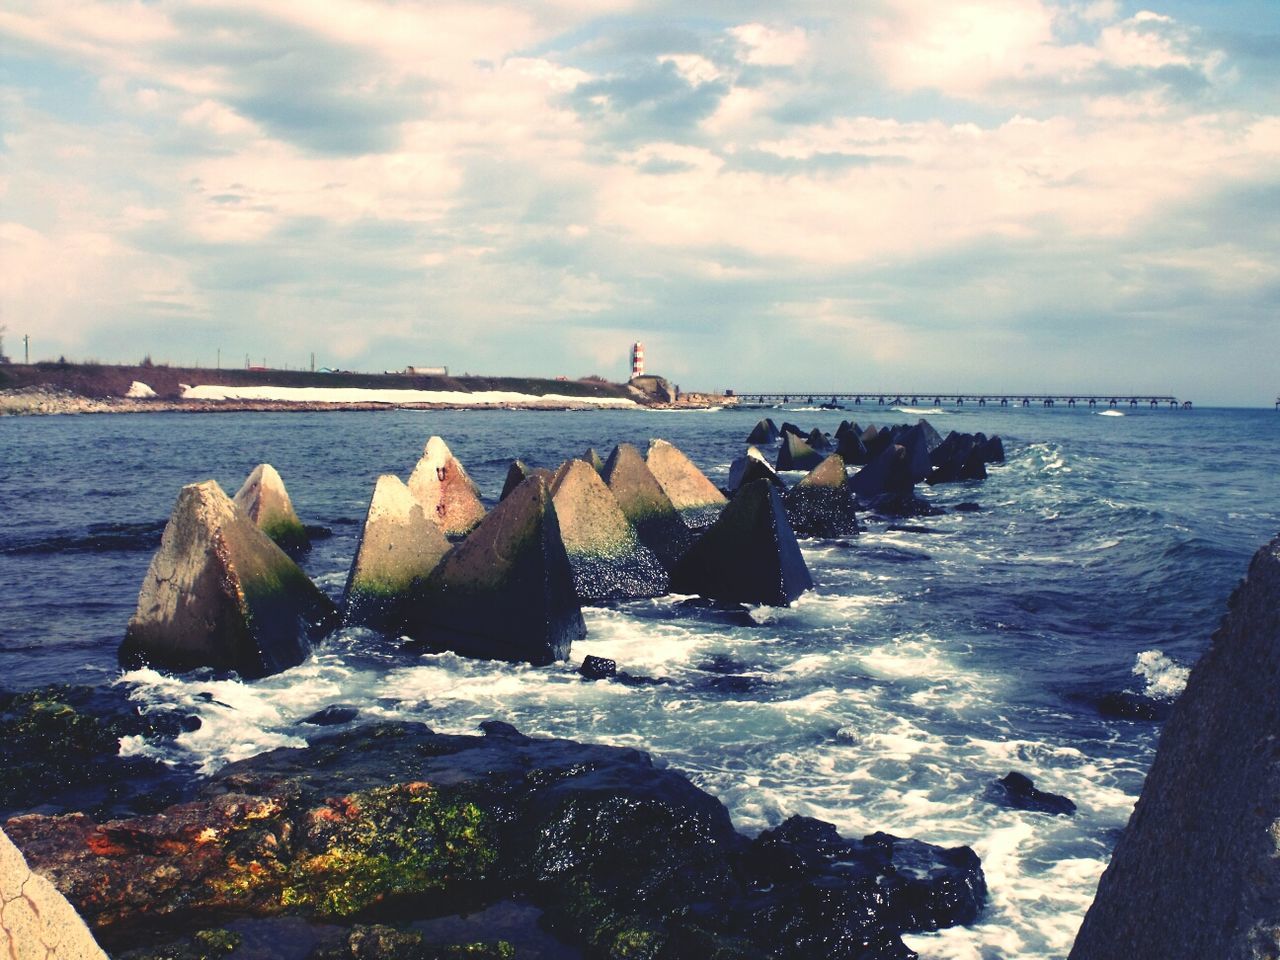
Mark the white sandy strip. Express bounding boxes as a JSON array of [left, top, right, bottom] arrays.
[[181, 385, 637, 407]]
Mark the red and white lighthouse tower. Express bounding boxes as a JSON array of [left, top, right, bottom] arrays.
[[630, 341, 645, 379]]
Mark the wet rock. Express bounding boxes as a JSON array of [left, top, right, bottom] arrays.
[[499, 460, 552, 502], [851, 445, 915, 502], [927, 433, 988, 485], [550, 459, 668, 602], [915, 418, 944, 453], [736, 816, 986, 957], [954, 502, 982, 513], [402, 476, 584, 665], [1096, 691, 1173, 721], [865, 491, 945, 518], [646, 438, 728, 530], [892, 424, 934, 485], [1, 826, 108, 959], [805, 428, 832, 451], [746, 418, 780, 445], [671, 479, 813, 606], [987, 772, 1077, 816], [783, 454, 860, 539], [578, 656, 617, 680], [342, 475, 452, 631], [978, 435, 1005, 463], [1070, 534, 1280, 960], [836, 429, 869, 466], [302, 705, 361, 727], [726, 446, 785, 496], [407, 437, 487, 538], [8, 722, 984, 959], [601, 443, 692, 573], [233, 463, 309, 553], [0, 685, 191, 821], [780, 422, 807, 440], [119, 480, 337, 679], [776, 434, 824, 472]]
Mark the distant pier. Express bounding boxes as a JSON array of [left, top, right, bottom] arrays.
[[728, 392, 1193, 410]]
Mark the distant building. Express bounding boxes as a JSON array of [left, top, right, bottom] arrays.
[[405, 365, 449, 376], [630, 341, 644, 379]]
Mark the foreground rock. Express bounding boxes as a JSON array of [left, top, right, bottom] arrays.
[[119, 481, 337, 679], [550, 459, 668, 601], [7, 721, 985, 959], [1070, 534, 1280, 960], [233, 463, 308, 552], [402, 476, 583, 664], [726, 446, 785, 496], [602, 443, 692, 572], [1, 826, 107, 960], [342, 475, 452, 630], [776, 433, 824, 472], [407, 436, 487, 537], [783, 454, 860, 538], [646, 438, 728, 530], [672, 479, 813, 606]]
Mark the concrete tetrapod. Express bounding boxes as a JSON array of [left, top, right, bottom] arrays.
[[646, 438, 728, 530], [1, 826, 107, 960], [1070, 534, 1280, 960], [671, 478, 813, 606], [233, 463, 308, 552], [500, 459, 553, 502], [776, 433, 824, 472], [407, 436, 487, 537], [783, 453, 860, 538], [342, 475, 453, 631], [602, 443, 692, 573], [119, 481, 337, 679], [726, 445, 785, 496], [550, 459, 668, 601], [402, 475, 584, 665]]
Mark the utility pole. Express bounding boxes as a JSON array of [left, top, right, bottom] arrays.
[[310, 352, 315, 373], [216, 348, 221, 370], [23, 335, 30, 364]]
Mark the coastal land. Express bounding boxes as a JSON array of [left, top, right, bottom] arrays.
[[0, 362, 728, 415]]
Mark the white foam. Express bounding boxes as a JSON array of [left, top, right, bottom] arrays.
[[892, 406, 947, 416], [1096, 409, 1125, 417], [1134, 649, 1190, 699], [181, 384, 637, 407]]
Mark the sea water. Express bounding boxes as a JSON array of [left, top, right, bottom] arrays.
[[1, 404, 1278, 958]]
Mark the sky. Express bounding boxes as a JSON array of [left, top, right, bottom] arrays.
[[1, 1, 1278, 404]]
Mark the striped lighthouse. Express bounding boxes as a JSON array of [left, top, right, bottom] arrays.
[[630, 341, 645, 379]]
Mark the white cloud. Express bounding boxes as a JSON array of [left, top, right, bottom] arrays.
[[729, 23, 809, 67]]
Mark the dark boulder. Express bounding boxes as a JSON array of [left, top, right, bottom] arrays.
[[746, 418, 780, 445], [550, 459, 668, 602], [780, 422, 806, 440], [726, 446, 785, 496], [671, 479, 813, 606], [1096, 691, 1173, 722], [601, 443, 692, 573], [6, 722, 986, 960], [578, 656, 617, 680], [927, 434, 988, 485], [978, 435, 1005, 463], [836, 429, 869, 466], [805, 428, 832, 451], [119, 480, 336, 679], [301, 705, 360, 726], [783, 454, 860, 539], [500, 460, 553, 501], [1071, 534, 1280, 960], [987, 772, 1077, 816], [402, 476, 584, 665], [776, 434, 824, 472]]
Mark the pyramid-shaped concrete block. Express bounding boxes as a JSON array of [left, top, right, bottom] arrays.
[[784, 453, 860, 538], [120, 481, 336, 678], [233, 463, 308, 552], [726, 445, 785, 496], [671, 478, 813, 606], [343, 475, 453, 630], [582, 447, 606, 473], [602, 443, 692, 572], [646, 439, 728, 530], [501, 460, 553, 502], [407, 436, 488, 537], [404, 475, 585, 664], [776, 433, 824, 472], [746, 418, 780, 444], [551, 459, 668, 601]]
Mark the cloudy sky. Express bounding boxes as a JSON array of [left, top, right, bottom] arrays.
[[2, 1, 1278, 403]]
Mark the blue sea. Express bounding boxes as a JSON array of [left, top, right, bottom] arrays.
[[2, 404, 1278, 959]]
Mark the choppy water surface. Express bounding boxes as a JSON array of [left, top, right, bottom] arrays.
[[2, 405, 1278, 959]]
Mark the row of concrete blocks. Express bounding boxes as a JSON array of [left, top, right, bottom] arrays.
[[117, 437, 864, 680]]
